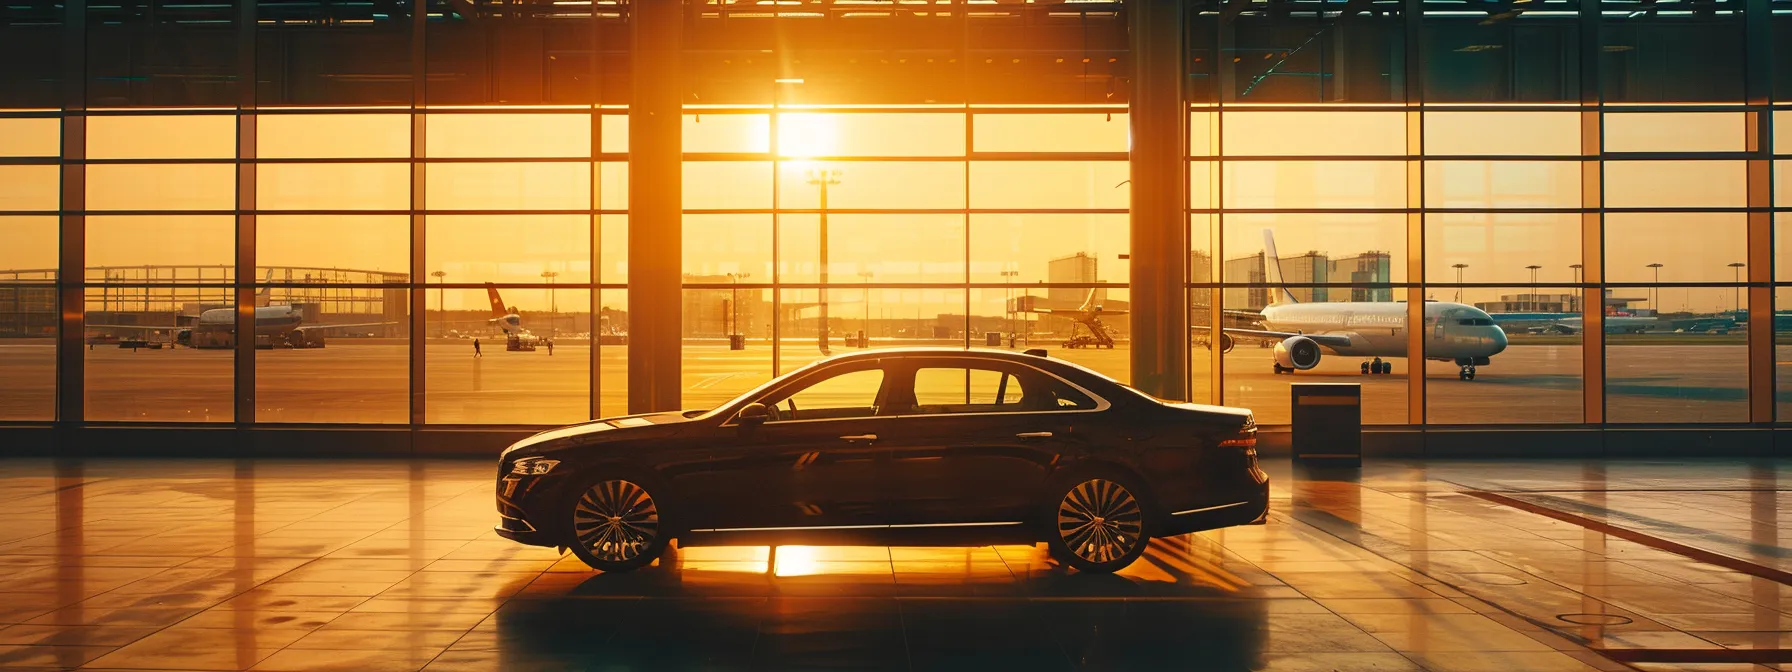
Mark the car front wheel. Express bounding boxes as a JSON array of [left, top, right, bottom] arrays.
[[1046, 475, 1150, 573], [566, 476, 667, 572]]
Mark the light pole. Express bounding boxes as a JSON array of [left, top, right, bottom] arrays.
[[1646, 263, 1664, 312], [807, 168, 842, 353], [1525, 264, 1541, 285], [1728, 262, 1746, 313], [858, 270, 873, 347], [541, 270, 558, 338], [430, 270, 446, 337], [1000, 267, 1019, 340], [1451, 263, 1468, 302]]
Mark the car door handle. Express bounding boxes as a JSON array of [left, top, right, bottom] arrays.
[[1016, 431, 1054, 439], [839, 434, 878, 442]]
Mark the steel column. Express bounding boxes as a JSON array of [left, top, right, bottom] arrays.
[[628, 0, 684, 413], [1744, 0, 1774, 424], [1127, 0, 1189, 401], [1579, 0, 1605, 426], [55, 0, 85, 436]]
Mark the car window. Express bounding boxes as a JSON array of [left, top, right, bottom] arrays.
[[762, 367, 885, 422], [907, 363, 1096, 415]]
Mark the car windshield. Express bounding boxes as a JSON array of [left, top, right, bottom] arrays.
[[693, 358, 835, 421]]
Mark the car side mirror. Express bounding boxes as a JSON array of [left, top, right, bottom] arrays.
[[736, 402, 772, 425]]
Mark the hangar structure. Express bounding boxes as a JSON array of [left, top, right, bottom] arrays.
[[0, 0, 1790, 455]]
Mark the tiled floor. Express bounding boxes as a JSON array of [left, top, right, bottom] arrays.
[[3, 459, 1792, 671]]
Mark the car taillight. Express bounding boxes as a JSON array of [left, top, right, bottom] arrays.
[[1218, 435, 1256, 450]]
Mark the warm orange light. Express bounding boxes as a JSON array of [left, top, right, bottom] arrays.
[[772, 545, 821, 576], [778, 113, 838, 158]]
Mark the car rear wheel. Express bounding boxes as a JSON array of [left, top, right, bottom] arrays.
[[566, 477, 666, 572], [1046, 475, 1150, 573]]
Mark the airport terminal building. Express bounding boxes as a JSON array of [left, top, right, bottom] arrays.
[[2, 0, 1790, 455]]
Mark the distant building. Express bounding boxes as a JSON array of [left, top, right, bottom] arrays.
[[1223, 253, 1268, 311], [1476, 293, 1580, 314], [1329, 252, 1392, 302], [1278, 251, 1328, 304], [681, 274, 766, 337]]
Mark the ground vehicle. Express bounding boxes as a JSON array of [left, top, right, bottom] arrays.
[[495, 347, 1268, 573]]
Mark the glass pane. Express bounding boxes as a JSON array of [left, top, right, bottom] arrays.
[[0, 282, 55, 420], [599, 288, 627, 418], [1424, 112, 1582, 156], [424, 162, 590, 211], [778, 288, 967, 374], [684, 161, 772, 210], [0, 217, 58, 277], [84, 287, 233, 422], [1424, 161, 1580, 208], [427, 113, 591, 158], [1603, 160, 1746, 208], [427, 214, 591, 285], [1778, 111, 1791, 155], [683, 214, 771, 282], [1779, 287, 1792, 422], [1601, 14, 1746, 103], [973, 113, 1125, 154], [968, 214, 1127, 285], [257, 4, 412, 106], [970, 162, 1129, 210], [258, 163, 410, 211], [87, 164, 236, 211], [255, 287, 408, 423], [0, 166, 58, 211], [1604, 112, 1746, 153], [1604, 213, 1746, 284], [425, 287, 589, 425], [1222, 287, 1409, 425], [778, 113, 964, 157], [258, 216, 409, 275], [1781, 214, 1792, 284], [600, 114, 627, 154], [1001, 286, 1130, 384], [1427, 287, 1581, 424], [87, 115, 236, 160], [681, 285, 774, 410], [1222, 112, 1406, 157], [1608, 326, 1747, 423], [685, 113, 768, 154], [0, 118, 60, 157], [1777, 160, 1790, 206], [1223, 161, 1407, 210], [1426, 214, 1582, 285], [1188, 287, 1213, 405], [600, 215, 627, 285], [87, 216, 234, 271], [257, 113, 412, 159], [778, 214, 964, 285], [1222, 213, 1407, 284], [599, 161, 628, 211], [1420, 18, 1582, 103], [782, 162, 965, 210]]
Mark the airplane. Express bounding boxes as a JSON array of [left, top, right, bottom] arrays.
[[1194, 230, 1509, 381], [88, 271, 394, 349], [485, 284, 542, 350], [1488, 312, 1657, 335], [1025, 288, 1125, 349]]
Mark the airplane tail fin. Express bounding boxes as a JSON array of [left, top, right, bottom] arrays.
[[486, 284, 507, 319], [1261, 229, 1299, 306], [255, 269, 273, 307], [1078, 288, 1099, 313]]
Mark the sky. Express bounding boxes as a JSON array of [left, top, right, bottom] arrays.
[[2, 110, 1786, 314]]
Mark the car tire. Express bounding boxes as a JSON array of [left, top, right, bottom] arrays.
[[564, 473, 670, 572], [1044, 471, 1152, 573]]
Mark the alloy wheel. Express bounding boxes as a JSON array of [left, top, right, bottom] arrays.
[[573, 479, 660, 564], [1056, 478, 1143, 565]]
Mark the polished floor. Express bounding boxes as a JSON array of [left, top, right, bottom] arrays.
[[3, 459, 1792, 671]]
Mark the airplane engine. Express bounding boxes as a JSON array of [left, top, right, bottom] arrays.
[[1273, 336, 1322, 371], [1218, 333, 1235, 353]]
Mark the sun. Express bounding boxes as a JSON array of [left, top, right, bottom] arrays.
[[777, 113, 838, 159]]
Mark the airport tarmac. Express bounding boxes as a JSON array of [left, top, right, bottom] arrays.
[[0, 341, 1775, 426]]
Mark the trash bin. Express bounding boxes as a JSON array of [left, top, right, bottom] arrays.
[[984, 331, 1001, 346], [729, 334, 746, 350], [1290, 383, 1361, 467]]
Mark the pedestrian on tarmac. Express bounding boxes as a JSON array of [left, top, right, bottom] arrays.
[[474, 338, 482, 357]]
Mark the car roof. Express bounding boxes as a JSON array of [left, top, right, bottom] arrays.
[[813, 347, 1116, 381]]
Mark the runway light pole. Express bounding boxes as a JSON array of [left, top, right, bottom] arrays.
[[858, 270, 873, 347], [430, 270, 446, 337], [541, 270, 558, 338], [1728, 262, 1746, 312], [1646, 263, 1664, 312], [1451, 263, 1468, 303], [808, 168, 842, 354], [1001, 267, 1019, 340]]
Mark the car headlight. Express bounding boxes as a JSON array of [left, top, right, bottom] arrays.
[[510, 457, 561, 476]]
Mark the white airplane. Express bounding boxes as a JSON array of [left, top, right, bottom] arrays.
[[485, 284, 542, 347], [1027, 289, 1125, 349], [1488, 312, 1656, 335], [90, 271, 394, 349], [1196, 230, 1509, 381]]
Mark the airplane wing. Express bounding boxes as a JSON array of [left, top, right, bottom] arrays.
[[293, 322, 399, 334], [86, 324, 185, 331], [1191, 325, 1357, 349]]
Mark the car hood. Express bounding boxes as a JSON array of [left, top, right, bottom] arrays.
[[501, 410, 702, 456]]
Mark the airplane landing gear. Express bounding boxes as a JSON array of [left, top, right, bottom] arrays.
[[1361, 358, 1390, 375], [1272, 363, 1287, 375], [1458, 365, 1476, 381]]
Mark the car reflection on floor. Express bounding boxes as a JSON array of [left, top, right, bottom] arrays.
[[481, 542, 1270, 670]]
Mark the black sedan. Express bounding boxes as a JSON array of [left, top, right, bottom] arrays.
[[495, 347, 1268, 573]]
